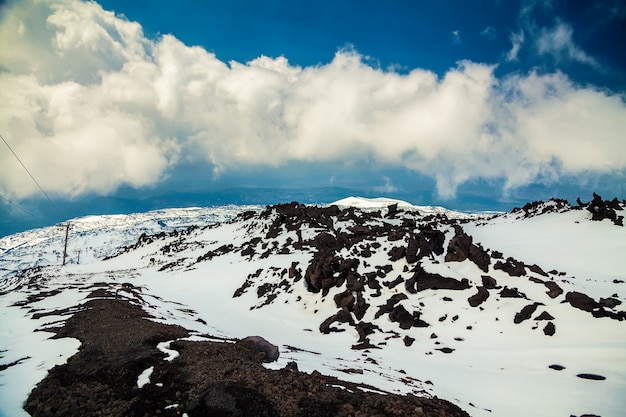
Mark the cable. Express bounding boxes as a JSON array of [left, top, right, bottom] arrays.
[[0, 132, 65, 220], [0, 194, 46, 223]]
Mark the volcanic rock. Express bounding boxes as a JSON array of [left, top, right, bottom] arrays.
[[514, 303, 540, 324], [566, 291, 600, 312], [468, 286, 490, 307], [481, 275, 498, 289], [239, 336, 280, 363], [543, 322, 556, 336], [494, 257, 526, 277], [534, 311, 555, 321]]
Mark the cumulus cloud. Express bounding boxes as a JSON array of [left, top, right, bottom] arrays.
[[1, 0, 625, 201]]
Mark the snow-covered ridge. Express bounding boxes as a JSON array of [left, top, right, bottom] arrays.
[[330, 196, 484, 220], [0, 205, 262, 281], [0, 196, 625, 417]]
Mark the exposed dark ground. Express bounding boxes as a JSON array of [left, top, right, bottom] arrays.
[[24, 289, 469, 417]]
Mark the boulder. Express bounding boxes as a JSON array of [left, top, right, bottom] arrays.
[[514, 303, 540, 324], [467, 286, 489, 307], [481, 275, 498, 289], [494, 257, 526, 277], [239, 336, 280, 363], [566, 291, 600, 312]]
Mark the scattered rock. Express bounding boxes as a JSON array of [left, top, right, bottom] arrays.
[[576, 373, 606, 381], [585, 193, 624, 226], [599, 297, 622, 309], [444, 226, 490, 272], [239, 336, 280, 363], [284, 361, 298, 371], [566, 292, 600, 312], [499, 287, 527, 298], [544, 281, 563, 298], [481, 275, 498, 289], [494, 257, 526, 277], [468, 286, 489, 307], [410, 265, 470, 292], [549, 364, 565, 371], [534, 311, 555, 320], [543, 322, 556, 336], [527, 264, 549, 277], [514, 303, 541, 324]]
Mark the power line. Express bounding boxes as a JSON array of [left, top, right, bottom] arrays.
[[0, 194, 46, 223], [0, 132, 65, 219]]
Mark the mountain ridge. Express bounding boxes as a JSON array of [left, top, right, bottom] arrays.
[[0, 194, 624, 417]]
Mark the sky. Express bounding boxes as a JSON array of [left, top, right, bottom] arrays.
[[0, 0, 625, 236]]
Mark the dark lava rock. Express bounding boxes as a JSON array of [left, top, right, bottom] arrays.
[[333, 290, 355, 310], [576, 373, 606, 381], [444, 226, 490, 272], [25, 291, 470, 417], [585, 193, 624, 226], [350, 339, 381, 350], [319, 309, 354, 334], [514, 303, 541, 324], [374, 293, 409, 319], [481, 275, 498, 289], [403, 336, 415, 347], [543, 322, 556, 336], [383, 275, 404, 289], [499, 286, 526, 298], [527, 264, 549, 277], [409, 265, 470, 292], [534, 311, 555, 320], [544, 281, 563, 298], [389, 304, 415, 330], [445, 226, 473, 263], [354, 321, 379, 343], [467, 286, 490, 307], [388, 246, 407, 262], [406, 228, 446, 264], [599, 297, 622, 309], [284, 361, 299, 371], [494, 257, 526, 277], [239, 336, 280, 363], [566, 291, 600, 312]]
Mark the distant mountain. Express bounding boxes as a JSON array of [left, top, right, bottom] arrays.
[[0, 195, 624, 417]]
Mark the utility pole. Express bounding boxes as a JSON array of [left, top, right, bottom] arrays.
[[62, 222, 70, 266]]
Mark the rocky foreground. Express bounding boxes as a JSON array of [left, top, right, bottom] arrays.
[[24, 286, 468, 417], [3, 193, 624, 417]]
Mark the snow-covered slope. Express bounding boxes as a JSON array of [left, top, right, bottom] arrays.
[[1, 197, 624, 417]]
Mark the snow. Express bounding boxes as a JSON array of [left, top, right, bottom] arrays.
[[157, 341, 180, 362], [331, 196, 415, 208], [137, 366, 154, 388], [0, 201, 624, 417]]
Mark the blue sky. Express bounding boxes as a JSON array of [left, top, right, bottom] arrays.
[[1, 0, 625, 236]]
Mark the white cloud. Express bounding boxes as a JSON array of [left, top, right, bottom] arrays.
[[450, 30, 461, 44], [480, 26, 496, 40], [1, 0, 625, 201], [536, 22, 599, 67], [373, 177, 399, 194], [506, 30, 525, 61]]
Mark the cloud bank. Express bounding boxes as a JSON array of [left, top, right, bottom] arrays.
[[1, 0, 625, 200]]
